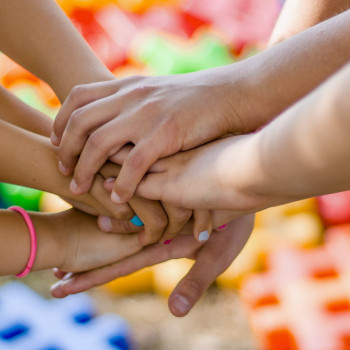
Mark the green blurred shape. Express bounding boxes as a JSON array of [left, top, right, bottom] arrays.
[[0, 183, 43, 211], [136, 33, 235, 75]]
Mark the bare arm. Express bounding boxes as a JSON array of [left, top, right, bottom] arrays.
[[0, 85, 53, 137], [0, 0, 114, 102], [269, 0, 350, 46]]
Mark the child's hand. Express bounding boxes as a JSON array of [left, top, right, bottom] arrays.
[[101, 163, 211, 243], [52, 209, 143, 273], [100, 161, 198, 244], [51, 68, 252, 204], [51, 215, 255, 318]]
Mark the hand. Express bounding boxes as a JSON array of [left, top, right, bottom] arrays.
[[51, 215, 254, 316], [51, 69, 249, 203], [100, 161, 209, 244], [118, 135, 267, 213], [52, 209, 143, 273]]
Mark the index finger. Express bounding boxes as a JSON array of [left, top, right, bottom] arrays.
[[52, 81, 119, 145]]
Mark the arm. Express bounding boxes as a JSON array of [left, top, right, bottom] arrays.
[[269, 0, 350, 46], [0, 208, 142, 276], [0, 0, 114, 102], [134, 62, 350, 211], [52, 9, 350, 204], [0, 85, 53, 137]]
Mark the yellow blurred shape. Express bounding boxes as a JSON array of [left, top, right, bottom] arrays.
[[153, 259, 193, 296], [104, 267, 154, 294]]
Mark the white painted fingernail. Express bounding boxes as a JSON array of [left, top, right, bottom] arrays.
[[111, 191, 121, 203], [99, 216, 112, 232], [198, 230, 209, 241], [70, 179, 78, 193]]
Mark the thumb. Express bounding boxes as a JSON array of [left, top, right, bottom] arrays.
[[168, 257, 220, 317]]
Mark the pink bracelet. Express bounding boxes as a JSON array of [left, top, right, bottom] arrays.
[[9, 206, 37, 278]]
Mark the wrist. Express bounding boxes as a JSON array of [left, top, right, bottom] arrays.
[[30, 212, 66, 271]]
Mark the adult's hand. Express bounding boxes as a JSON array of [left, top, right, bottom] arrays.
[[51, 215, 254, 317], [52, 69, 249, 203]]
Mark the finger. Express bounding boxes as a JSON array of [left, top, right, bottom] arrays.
[[98, 216, 142, 233], [90, 174, 134, 220], [70, 119, 130, 195], [108, 145, 134, 166], [52, 81, 119, 145], [111, 138, 163, 204], [58, 94, 126, 174], [50, 235, 200, 298], [99, 161, 122, 179], [193, 209, 212, 242], [129, 197, 168, 246], [53, 267, 69, 280], [159, 203, 192, 244], [168, 219, 251, 317]]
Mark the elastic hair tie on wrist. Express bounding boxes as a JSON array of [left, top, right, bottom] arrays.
[[9, 206, 37, 278]]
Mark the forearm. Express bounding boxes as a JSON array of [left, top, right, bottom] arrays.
[[269, 0, 350, 46], [228, 10, 350, 131], [0, 0, 114, 102], [244, 62, 350, 205], [0, 210, 63, 275], [0, 119, 78, 198], [0, 86, 53, 137]]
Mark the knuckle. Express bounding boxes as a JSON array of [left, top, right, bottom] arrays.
[[171, 209, 192, 225], [132, 85, 154, 98], [185, 277, 204, 295], [69, 84, 88, 104], [69, 107, 86, 129], [114, 205, 133, 220], [88, 129, 105, 149], [126, 150, 146, 170]]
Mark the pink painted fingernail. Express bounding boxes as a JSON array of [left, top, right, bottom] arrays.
[[163, 239, 173, 245], [217, 224, 228, 231]]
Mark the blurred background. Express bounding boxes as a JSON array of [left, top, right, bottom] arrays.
[[2, 0, 350, 349]]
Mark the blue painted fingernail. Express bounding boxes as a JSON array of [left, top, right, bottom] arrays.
[[131, 215, 144, 226]]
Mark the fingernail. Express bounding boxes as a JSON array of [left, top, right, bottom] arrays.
[[59, 161, 69, 175], [99, 216, 112, 232], [198, 230, 209, 241], [171, 294, 191, 315], [106, 177, 116, 184], [111, 191, 122, 204], [70, 179, 78, 193], [51, 132, 59, 145], [50, 278, 73, 291], [217, 224, 228, 231], [163, 239, 173, 245], [62, 272, 73, 281], [131, 215, 144, 227]]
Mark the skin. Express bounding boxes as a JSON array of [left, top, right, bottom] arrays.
[[0, 0, 205, 244], [52, 10, 350, 205], [129, 62, 350, 213], [0, 208, 142, 276], [268, 0, 350, 46], [51, 0, 350, 318], [51, 215, 255, 317]]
